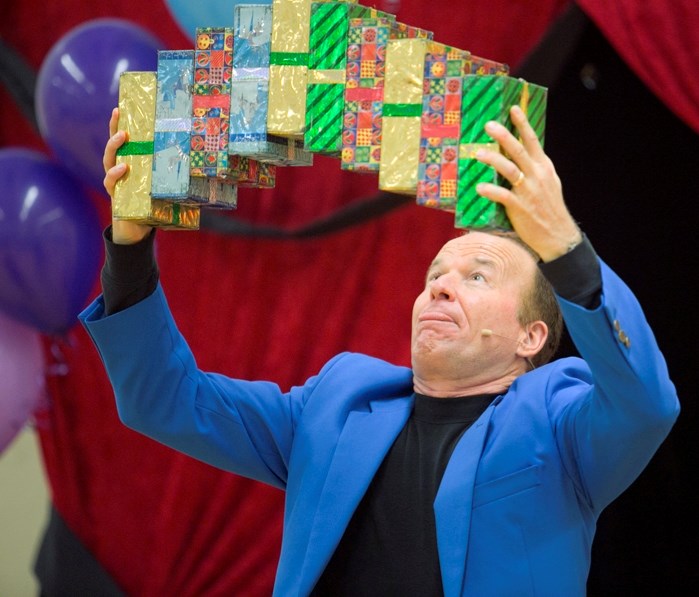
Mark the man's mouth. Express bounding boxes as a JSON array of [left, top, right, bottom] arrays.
[[418, 311, 457, 324]]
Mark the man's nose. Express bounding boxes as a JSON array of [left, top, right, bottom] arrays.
[[429, 275, 455, 300]]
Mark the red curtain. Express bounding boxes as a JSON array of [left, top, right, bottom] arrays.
[[6, 0, 696, 594], [575, 0, 699, 134]]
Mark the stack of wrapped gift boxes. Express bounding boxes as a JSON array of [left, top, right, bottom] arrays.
[[114, 0, 547, 231]]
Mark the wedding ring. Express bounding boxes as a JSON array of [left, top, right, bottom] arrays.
[[512, 170, 525, 187]]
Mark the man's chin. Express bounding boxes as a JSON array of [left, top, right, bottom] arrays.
[[411, 341, 454, 370]]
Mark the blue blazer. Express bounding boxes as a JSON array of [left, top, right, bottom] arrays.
[[80, 259, 679, 596]]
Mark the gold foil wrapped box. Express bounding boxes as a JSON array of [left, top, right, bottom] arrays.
[[341, 19, 433, 173], [379, 39, 456, 195], [114, 71, 200, 229], [267, 0, 357, 139]]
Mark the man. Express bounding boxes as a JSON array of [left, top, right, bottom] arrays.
[[81, 105, 679, 596]]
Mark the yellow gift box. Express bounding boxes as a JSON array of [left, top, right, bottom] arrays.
[[267, 0, 357, 139], [379, 39, 451, 195], [114, 71, 200, 229]]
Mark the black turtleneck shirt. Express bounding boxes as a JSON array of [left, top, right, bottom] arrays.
[[311, 392, 495, 596]]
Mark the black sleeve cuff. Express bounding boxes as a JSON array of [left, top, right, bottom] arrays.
[[538, 234, 602, 309], [101, 225, 159, 316]]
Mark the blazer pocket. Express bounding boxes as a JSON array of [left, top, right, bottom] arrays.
[[472, 464, 542, 509]]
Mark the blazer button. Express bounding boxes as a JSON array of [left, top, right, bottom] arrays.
[[618, 330, 630, 348]]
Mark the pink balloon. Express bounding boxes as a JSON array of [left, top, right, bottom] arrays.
[[0, 311, 46, 454]]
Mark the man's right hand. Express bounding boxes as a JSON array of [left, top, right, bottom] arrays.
[[103, 107, 153, 245], [473, 106, 582, 262]]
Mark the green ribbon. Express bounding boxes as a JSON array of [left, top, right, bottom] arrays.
[[383, 103, 422, 117], [116, 141, 154, 156], [269, 52, 308, 67]]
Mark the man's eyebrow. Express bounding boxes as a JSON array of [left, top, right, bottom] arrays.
[[427, 258, 442, 271], [424, 258, 442, 280], [424, 254, 497, 281], [473, 255, 497, 268]]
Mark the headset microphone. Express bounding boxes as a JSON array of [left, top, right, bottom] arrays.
[[481, 329, 535, 369], [481, 329, 521, 344]]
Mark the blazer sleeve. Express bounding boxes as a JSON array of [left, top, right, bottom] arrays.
[[80, 283, 333, 490], [550, 258, 680, 512]]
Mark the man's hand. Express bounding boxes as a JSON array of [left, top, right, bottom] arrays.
[[474, 105, 582, 262], [103, 107, 153, 245]]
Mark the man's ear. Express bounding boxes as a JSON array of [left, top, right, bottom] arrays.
[[517, 320, 548, 360]]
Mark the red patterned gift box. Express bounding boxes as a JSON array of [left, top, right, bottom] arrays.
[[417, 52, 509, 211], [416, 49, 468, 210], [190, 27, 234, 180], [228, 155, 277, 188], [341, 18, 432, 173], [340, 16, 392, 172]]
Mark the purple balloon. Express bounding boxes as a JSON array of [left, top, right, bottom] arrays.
[[35, 18, 162, 193], [0, 148, 102, 335], [0, 311, 45, 454]]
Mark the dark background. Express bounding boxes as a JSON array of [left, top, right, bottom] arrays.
[[519, 9, 698, 593]]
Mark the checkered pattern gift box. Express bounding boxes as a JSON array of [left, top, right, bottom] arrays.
[[190, 27, 234, 180], [340, 17, 391, 172], [417, 51, 509, 211], [416, 48, 469, 211], [341, 18, 433, 173]]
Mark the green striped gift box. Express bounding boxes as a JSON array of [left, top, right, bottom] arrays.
[[456, 75, 547, 230], [304, 2, 394, 155]]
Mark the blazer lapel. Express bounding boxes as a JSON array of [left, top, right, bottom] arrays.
[[434, 402, 498, 597], [298, 396, 414, 595]]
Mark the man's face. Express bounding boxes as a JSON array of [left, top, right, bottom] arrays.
[[411, 231, 538, 387]]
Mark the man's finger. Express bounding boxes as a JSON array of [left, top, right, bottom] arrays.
[[103, 162, 128, 198], [510, 106, 545, 160], [102, 130, 126, 175], [109, 107, 119, 137], [475, 147, 523, 187], [484, 120, 533, 175]]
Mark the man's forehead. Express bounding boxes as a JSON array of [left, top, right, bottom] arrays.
[[440, 231, 510, 254], [434, 232, 534, 267]]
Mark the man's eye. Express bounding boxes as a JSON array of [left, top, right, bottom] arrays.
[[470, 273, 484, 282]]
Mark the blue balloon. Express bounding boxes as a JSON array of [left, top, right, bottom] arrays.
[[0, 148, 103, 336], [165, 0, 271, 41], [35, 18, 162, 194]]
